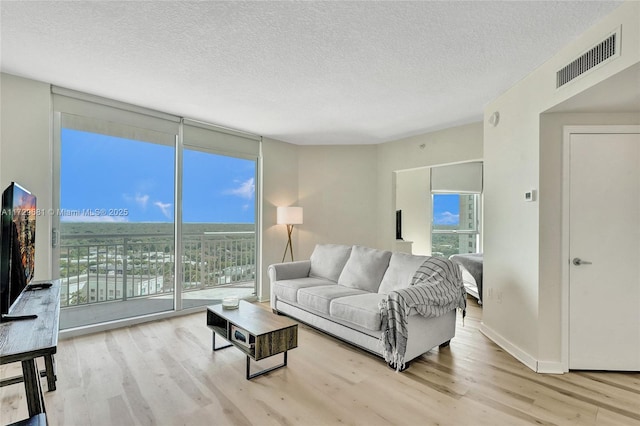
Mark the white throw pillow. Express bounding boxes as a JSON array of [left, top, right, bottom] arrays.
[[309, 244, 352, 282], [378, 252, 429, 294], [338, 245, 392, 292]]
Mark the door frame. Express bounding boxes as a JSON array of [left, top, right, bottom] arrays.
[[561, 125, 640, 372]]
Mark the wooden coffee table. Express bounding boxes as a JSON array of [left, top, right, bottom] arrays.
[[206, 301, 298, 379]]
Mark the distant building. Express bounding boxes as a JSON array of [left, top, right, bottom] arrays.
[[458, 194, 478, 254]]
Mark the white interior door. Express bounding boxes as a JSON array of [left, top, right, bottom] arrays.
[[569, 131, 640, 370]]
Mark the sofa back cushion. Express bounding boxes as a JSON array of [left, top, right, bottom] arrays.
[[338, 245, 392, 292], [378, 252, 429, 294], [309, 244, 352, 282]]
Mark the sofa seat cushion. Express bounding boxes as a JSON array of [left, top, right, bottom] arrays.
[[309, 244, 353, 282], [378, 252, 429, 294], [297, 285, 367, 315], [330, 293, 387, 331], [338, 245, 392, 292], [273, 277, 334, 304]]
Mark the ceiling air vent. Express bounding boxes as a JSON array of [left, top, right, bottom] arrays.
[[556, 29, 620, 89]]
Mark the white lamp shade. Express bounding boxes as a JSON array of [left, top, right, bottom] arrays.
[[277, 206, 303, 225]]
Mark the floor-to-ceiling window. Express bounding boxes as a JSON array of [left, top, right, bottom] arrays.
[[57, 128, 176, 328], [52, 89, 260, 330], [180, 148, 257, 309]]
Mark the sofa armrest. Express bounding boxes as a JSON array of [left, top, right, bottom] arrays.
[[268, 260, 311, 282], [269, 260, 311, 310]]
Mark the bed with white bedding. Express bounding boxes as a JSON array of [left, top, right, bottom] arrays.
[[450, 253, 483, 304]]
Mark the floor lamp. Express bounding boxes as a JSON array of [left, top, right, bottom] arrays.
[[277, 206, 303, 262]]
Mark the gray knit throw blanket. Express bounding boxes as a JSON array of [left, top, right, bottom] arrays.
[[379, 257, 466, 371]]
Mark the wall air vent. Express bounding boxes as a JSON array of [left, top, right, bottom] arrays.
[[556, 28, 620, 89]]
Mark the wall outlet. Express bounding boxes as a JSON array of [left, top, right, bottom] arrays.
[[525, 190, 536, 202]]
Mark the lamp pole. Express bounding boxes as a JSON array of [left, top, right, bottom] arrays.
[[282, 224, 295, 262]]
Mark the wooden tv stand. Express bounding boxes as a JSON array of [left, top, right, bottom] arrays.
[[0, 279, 60, 417]]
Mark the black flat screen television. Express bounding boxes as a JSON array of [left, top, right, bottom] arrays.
[[1, 182, 37, 320], [396, 210, 403, 240]]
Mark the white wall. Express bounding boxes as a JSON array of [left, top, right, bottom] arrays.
[[395, 168, 431, 255], [297, 145, 379, 258], [1, 73, 52, 281], [260, 137, 298, 300], [483, 1, 640, 371], [376, 123, 484, 251]]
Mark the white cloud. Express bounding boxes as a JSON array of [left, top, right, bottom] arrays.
[[434, 211, 459, 225], [124, 193, 150, 208], [135, 193, 149, 208], [61, 214, 128, 223], [154, 201, 172, 219], [225, 178, 255, 199]]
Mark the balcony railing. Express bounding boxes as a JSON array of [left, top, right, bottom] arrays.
[[58, 232, 255, 308]]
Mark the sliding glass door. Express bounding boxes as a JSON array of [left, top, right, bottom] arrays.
[[180, 148, 257, 309], [52, 90, 261, 330], [57, 127, 176, 329]]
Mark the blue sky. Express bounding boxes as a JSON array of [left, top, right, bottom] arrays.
[[60, 129, 255, 223], [433, 194, 459, 225]]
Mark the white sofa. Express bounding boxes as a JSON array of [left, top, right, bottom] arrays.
[[268, 244, 457, 367]]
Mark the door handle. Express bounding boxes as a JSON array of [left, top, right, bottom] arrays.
[[572, 257, 592, 266]]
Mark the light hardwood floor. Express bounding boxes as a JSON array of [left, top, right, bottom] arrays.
[[1, 298, 639, 426]]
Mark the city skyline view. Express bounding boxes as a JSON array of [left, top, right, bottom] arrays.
[[60, 129, 256, 224]]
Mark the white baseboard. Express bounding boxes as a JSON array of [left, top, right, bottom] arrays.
[[479, 322, 538, 372], [537, 361, 566, 374]]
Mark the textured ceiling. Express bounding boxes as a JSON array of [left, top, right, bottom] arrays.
[[0, 1, 623, 145]]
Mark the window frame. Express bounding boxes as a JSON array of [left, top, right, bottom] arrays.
[[52, 87, 262, 331]]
